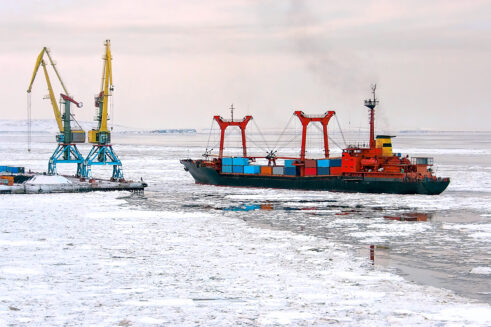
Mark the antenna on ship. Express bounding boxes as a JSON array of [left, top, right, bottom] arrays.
[[364, 84, 378, 149], [230, 103, 235, 122]]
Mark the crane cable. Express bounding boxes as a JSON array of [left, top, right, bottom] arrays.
[[335, 114, 347, 148], [251, 119, 270, 151], [312, 122, 343, 151], [272, 114, 294, 151], [27, 93, 31, 152], [205, 118, 215, 151]]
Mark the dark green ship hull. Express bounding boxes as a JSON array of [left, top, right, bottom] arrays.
[[180, 160, 450, 195]]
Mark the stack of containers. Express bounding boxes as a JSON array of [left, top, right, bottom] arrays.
[[329, 158, 342, 175], [0, 176, 14, 186], [317, 159, 331, 175], [0, 166, 24, 174], [232, 157, 249, 173], [304, 159, 317, 176], [284, 160, 298, 176], [221, 157, 233, 173]]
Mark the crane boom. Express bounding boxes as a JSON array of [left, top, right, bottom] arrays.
[[41, 60, 63, 132], [89, 39, 113, 144], [100, 39, 112, 132]]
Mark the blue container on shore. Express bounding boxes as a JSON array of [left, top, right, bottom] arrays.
[[222, 157, 233, 166], [222, 165, 233, 173], [284, 166, 298, 176], [244, 166, 260, 174], [330, 158, 342, 167], [317, 167, 330, 175], [232, 165, 244, 173], [232, 157, 249, 166], [317, 159, 331, 167]]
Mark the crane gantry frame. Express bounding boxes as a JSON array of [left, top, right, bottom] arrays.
[[85, 40, 124, 180], [27, 47, 86, 177]]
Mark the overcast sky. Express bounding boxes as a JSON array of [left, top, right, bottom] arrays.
[[1, 0, 490, 131]]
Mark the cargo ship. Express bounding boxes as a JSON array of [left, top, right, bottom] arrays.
[[181, 87, 450, 195]]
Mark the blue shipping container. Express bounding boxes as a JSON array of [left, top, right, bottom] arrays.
[[0, 166, 7, 172], [284, 159, 296, 167], [317, 167, 330, 175], [222, 157, 233, 165], [8, 167, 19, 173], [317, 159, 331, 167], [330, 158, 342, 167], [222, 165, 233, 173], [232, 157, 249, 166], [284, 167, 297, 176], [244, 166, 260, 174], [232, 165, 244, 173]]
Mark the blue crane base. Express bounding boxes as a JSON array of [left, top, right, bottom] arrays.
[[85, 145, 124, 180], [48, 144, 85, 177]]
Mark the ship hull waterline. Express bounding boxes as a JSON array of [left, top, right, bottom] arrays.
[[181, 160, 449, 195]]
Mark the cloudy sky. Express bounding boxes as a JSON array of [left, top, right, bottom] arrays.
[[1, 0, 490, 131]]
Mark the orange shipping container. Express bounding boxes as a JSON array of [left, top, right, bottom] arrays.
[[260, 166, 272, 175], [330, 167, 343, 175], [0, 176, 14, 186]]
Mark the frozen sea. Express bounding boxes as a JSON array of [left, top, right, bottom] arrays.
[[0, 129, 490, 326]]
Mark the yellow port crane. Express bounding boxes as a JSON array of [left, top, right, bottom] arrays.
[[27, 47, 86, 176], [85, 40, 123, 180]]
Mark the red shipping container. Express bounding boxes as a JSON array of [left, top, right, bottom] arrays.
[[305, 167, 317, 176], [330, 167, 343, 175]]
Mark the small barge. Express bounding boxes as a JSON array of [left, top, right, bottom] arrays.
[[0, 172, 146, 194]]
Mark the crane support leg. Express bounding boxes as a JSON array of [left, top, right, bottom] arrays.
[[48, 143, 85, 177], [85, 144, 124, 180]]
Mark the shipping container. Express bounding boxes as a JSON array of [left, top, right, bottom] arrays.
[[222, 157, 233, 166], [244, 165, 260, 174], [7, 167, 19, 173], [305, 159, 317, 168], [330, 166, 343, 175], [232, 157, 249, 166], [232, 165, 244, 173], [284, 166, 298, 176], [272, 166, 284, 175], [284, 159, 297, 167], [317, 159, 331, 167], [0, 166, 7, 172], [330, 158, 342, 167], [305, 167, 317, 176], [260, 166, 272, 175], [222, 165, 233, 173], [0, 176, 14, 186], [317, 167, 330, 175]]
